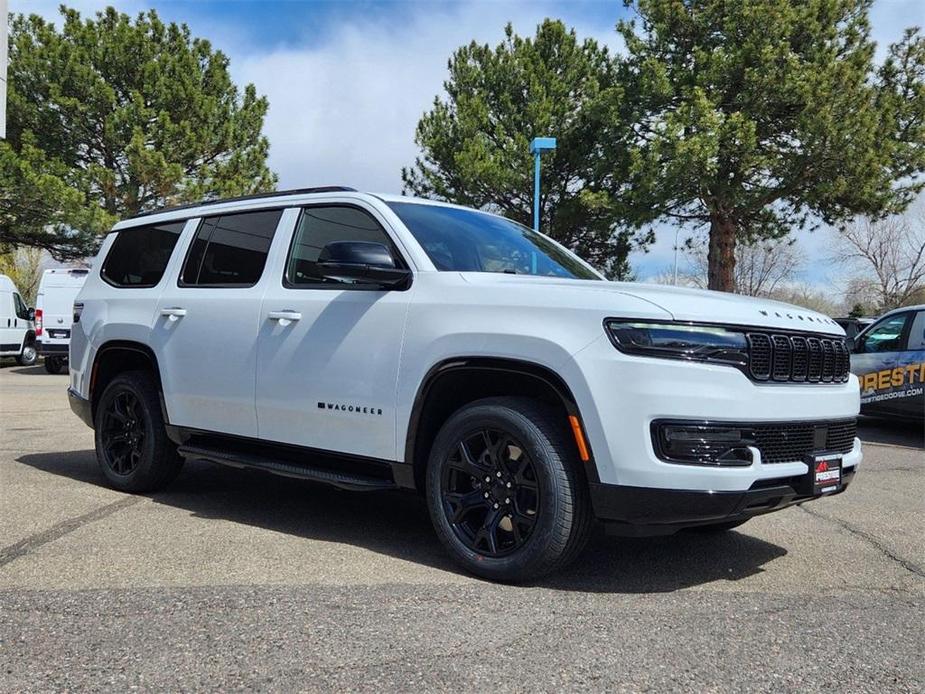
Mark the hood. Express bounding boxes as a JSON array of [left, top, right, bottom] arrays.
[[457, 274, 843, 335], [616, 282, 843, 334]]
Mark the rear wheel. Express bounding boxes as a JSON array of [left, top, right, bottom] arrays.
[[94, 370, 183, 493], [44, 356, 66, 374], [16, 341, 37, 366], [426, 397, 592, 582]]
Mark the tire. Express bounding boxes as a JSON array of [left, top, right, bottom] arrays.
[[16, 341, 37, 366], [94, 370, 183, 493], [425, 397, 593, 582], [690, 519, 749, 533], [44, 356, 66, 374]]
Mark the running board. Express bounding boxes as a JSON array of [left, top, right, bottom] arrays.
[[178, 444, 397, 492]]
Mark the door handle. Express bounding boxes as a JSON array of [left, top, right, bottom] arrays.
[[268, 310, 302, 323], [160, 307, 187, 321]]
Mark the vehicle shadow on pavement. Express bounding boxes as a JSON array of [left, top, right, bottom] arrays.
[[16, 450, 788, 593], [1, 364, 51, 375], [857, 416, 924, 449]]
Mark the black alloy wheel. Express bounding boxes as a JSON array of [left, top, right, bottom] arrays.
[[93, 370, 183, 493], [100, 390, 147, 475], [441, 428, 540, 557], [426, 397, 593, 582]]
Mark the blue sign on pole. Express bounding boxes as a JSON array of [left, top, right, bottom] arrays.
[[530, 137, 557, 232]]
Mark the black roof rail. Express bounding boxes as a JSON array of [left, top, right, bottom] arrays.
[[128, 186, 359, 220]]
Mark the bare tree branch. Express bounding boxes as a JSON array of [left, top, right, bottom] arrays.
[[831, 201, 925, 311], [682, 236, 803, 296]]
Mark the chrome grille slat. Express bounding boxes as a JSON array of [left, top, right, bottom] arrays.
[[745, 331, 849, 384]]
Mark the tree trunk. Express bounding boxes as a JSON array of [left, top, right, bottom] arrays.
[[708, 212, 737, 292]]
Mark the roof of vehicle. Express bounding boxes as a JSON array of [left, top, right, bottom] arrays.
[[874, 304, 925, 320], [39, 268, 90, 289], [127, 186, 359, 221], [0, 274, 19, 293], [112, 187, 516, 232]]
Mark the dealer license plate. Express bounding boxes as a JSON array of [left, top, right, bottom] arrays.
[[807, 453, 843, 495]]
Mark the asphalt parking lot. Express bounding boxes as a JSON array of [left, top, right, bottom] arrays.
[[1, 364, 923, 692]]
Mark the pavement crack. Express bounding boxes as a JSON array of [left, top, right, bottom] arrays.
[[797, 505, 925, 579], [0, 496, 142, 568]]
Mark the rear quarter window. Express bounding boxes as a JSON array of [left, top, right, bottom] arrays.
[[101, 221, 186, 288]]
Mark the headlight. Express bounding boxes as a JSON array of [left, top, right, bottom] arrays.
[[604, 319, 748, 369]]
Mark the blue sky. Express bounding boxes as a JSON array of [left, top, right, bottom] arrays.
[[11, 0, 925, 284]]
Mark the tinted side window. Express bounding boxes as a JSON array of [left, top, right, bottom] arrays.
[[13, 293, 30, 319], [858, 313, 910, 354], [181, 210, 282, 287], [286, 206, 398, 286], [101, 221, 186, 288]]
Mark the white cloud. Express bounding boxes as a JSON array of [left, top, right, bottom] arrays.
[[233, 2, 621, 193]]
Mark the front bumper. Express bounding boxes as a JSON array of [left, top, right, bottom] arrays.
[[68, 387, 93, 429], [566, 335, 862, 491], [590, 466, 856, 535]]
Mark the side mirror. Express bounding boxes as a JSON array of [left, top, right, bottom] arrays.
[[27, 308, 35, 322], [846, 336, 858, 353], [317, 241, 411, 289]]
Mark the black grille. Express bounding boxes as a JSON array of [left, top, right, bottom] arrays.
[[791, 337, 808, 381], [747, 332, 849, 383], [771, 335, 792, 380], [748, 334, 772, 379], [652, 418, 859, 466], [750, 419, 857, 463]]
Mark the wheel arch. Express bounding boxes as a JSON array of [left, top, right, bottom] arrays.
[[403, 357, 597, 492], [89, 340, 167, 424]]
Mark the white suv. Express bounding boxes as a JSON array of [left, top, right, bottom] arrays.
[[68, 187, 862, 581]]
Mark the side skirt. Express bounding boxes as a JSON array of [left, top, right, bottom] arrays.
[[174, 431, 401, 492]]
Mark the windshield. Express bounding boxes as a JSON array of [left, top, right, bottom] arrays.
[[386, 201, 601, 280]]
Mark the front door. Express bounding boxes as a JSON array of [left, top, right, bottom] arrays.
[[852, 311, 914, 417], [255, 204, 413, 460], [151, 209, 288, 437], [0, 292, 20, 353]]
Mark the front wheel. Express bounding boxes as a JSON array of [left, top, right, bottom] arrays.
[[426, 397, 592, 582], [16, 342, 37, 366]]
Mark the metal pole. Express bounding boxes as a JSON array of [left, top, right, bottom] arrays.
[[533, 151, 541, 232], [529, 137, 555, 233]]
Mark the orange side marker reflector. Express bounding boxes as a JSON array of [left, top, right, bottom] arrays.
[[568, 415, 590, 462]]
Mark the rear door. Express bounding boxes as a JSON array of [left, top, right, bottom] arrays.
[[151, 208, 288, 438], [255, 203, 414, 459]]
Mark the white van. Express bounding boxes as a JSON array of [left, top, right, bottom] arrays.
[[36, 268, 89, 374], [0, 274, 37, 366]]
